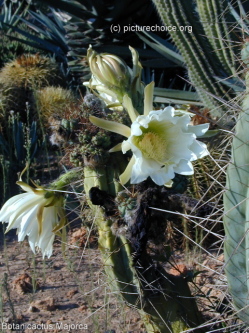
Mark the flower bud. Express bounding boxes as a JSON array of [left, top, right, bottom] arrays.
[[87, 45, 131, 98], [84, 46, 145, 112]]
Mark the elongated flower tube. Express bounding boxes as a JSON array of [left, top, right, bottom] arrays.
[[90, 82, 209, 186], [0, 179, 66, 258], [84, 45, 144, 112]]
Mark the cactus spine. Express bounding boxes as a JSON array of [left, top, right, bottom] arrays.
[[223, 70, 249, 324]]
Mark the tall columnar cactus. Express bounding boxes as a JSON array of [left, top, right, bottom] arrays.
[[223, 70, 249, 324], [195, 0, 236, 75], [152, 0, 237, 117]]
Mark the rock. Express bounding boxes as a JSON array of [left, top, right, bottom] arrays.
[[70, 227, 87, 247], [28, 305, 37, 313], [169, 264, 188, 277], [30, 297, 56, 312], [78, 304, 88, 312], [66, 289, 78, 298], [13, 273, 40, 294]]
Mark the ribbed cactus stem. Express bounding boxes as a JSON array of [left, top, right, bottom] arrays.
[[196, 0, 236, 76], [83, 154, 204, 333], [223, 71, 249, 324], [152, 0, 234, 117]]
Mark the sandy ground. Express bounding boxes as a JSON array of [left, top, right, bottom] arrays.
[[0, 224, 144, 333]]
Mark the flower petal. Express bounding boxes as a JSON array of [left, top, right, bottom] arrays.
[[18, 205, 38, 241], [144, 82, 154, 116], [109, 142, 123, 153], [150, 166, 175, 186], [189, 140, 209, 160], [89, 116, 131, 138], [0, 193, 27, 221], [36, 206, 57, 258], [119, 156, 135, 185], [174, 160, 194, 175], [121, 140, 131, 154], [187, 123, 209, 137], [122, 95, 139, 122], [7, 195, 44, 231]]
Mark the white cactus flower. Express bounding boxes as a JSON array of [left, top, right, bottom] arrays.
[[0, 180, 66, 258], [90, 82, 209, 187]]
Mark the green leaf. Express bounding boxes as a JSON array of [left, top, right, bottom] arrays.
[[137, 30, 184, 66], [154, 87, 201, 105]]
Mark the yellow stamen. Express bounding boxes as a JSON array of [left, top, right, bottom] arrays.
[[135, 132, 168, 163]]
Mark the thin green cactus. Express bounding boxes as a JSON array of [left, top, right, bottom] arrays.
[[195, 0, 236, 75], [223, 69, 249, 325], [152, 0, 237, 118]]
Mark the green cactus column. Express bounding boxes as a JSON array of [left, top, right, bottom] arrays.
[[152, 0, 235, 117], [223, 71, 249, 324], [83, 154, 204, 333]]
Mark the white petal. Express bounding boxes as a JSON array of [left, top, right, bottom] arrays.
[[8, 210, 27, 233], [130, 120, 144, 136], [130, 156, 160, 184], [174, 160, 194, 175], [166, 131, 195, 164], [121, 140, 131, 154], [0, 193, 28, 221], [26, 217, 40, 253], [40, 235, 55, 258], [37, 207, 58, 258], [136, 115, 151, 128], [187, 123, 209, 137], [150, 166, 175, 186], [8, 195, 44, 229], [170, 113, 190, 129], [189, 140, 209, 160], [18, 205, 38, 241]]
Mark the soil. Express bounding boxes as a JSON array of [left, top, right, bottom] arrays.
[[0, 224, 144, 333]]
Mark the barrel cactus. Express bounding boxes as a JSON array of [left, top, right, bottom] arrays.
[[0, 54, 64, 121], [34, 86, 78, 127]]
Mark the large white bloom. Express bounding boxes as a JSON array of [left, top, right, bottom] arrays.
[[0, 181, 66, 258], [90, 82, 209, 186], [121, 106, 209, 186]]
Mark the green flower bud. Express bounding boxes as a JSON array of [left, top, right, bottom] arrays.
[[84, 46, 144, 112], [87, 45, 131, 93]]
